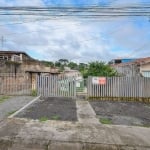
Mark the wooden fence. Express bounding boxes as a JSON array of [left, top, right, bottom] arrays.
[[87, 76, 150, 101]]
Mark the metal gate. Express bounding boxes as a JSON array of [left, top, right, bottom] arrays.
[[37, 75, 76, 98]]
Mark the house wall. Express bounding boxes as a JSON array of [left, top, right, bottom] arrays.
[[114, 64, 140, 77], [0, 55, 50, 73], [140, 62, 150, 77], [140, 62, 150, 72]]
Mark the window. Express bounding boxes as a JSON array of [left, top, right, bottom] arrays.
[[142, 71, 150, 77]]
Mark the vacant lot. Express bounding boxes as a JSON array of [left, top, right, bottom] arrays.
[[90, 100, 150, 127], [16, 97, 77, 121]]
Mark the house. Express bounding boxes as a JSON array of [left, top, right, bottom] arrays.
[[110, 57, 150, 77], [0, 50, 60, 91], [0, 51, 51, 73], [109, 58, 136, 65], [63, 67, 81, 77]]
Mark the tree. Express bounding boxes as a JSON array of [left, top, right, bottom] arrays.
[[78, 63, 87, 72], [68, 62, 78, 69], [42, 61, 54, 67], [55, 61, 61, 67], [83, 61, 118, 78], [58, 59, 69, 66]]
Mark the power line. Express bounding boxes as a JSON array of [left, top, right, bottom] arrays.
[[125, 43, 150, 57], [0, 6, 149, 18]]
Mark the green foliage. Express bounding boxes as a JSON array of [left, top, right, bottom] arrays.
[[39, 117, 49, 122], [83, 61, 118, 78], [41, 61, 54, 67], [79, 63, 87, 71], [31, 90, 37, 96], [55, 61, 61, 67], [51, 115, 61, 120], [58, 59, 69, 65], [100, 118, 112, 124], [7, 110, 17, 116], [68, 62, 78, 69], [0, 96, 9, 103]]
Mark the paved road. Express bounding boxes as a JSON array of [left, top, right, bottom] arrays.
[[0, 96, 34, 121]]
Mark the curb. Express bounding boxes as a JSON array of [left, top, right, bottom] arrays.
[[8, 96, 41, 118]]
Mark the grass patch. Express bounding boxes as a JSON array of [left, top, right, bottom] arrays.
[[100, 118, 112, 124], [39, 117, 49, 122], [7, 110, 17, 116], [51, 115, 61, 120], [0, 96, 10, 103], [141, 124, 150, 128], [31, 90, 37, 97]]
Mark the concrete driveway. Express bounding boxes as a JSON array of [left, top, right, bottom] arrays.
[[0, 98, 150, 150]]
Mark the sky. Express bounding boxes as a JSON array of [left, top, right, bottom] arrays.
[[0, 0, 150, 63]]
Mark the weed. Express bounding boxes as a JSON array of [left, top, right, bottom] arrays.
[[100, 118, 112, 124], [0, 96, 9, 103], [51, 115, 61, 120], [7, 110, 17, 116], [39, 117, 49, 122], [31, 90, 37, 96], [141, 124, 150, 128]]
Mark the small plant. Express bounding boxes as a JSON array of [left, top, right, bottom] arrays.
[[31, 89, 37, 96], [0, 96, 9, 103], [51, 115, 61, 120], [100, 118, 112, 124], [7, 110, 17, 116], [141, 124, 150, 128], [39, 117, 49, 122]]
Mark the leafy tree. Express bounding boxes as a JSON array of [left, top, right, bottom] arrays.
[[55, 61, 61, 67], [58, 59, 69, 66], [68, 62, 78, 69], [42, 61, 54, 67], [78, 63, 87, 71], [83, 61, 118, 78]]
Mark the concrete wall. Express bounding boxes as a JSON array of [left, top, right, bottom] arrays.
[[0, 60, 50, 74], [114, 64, 140, 77], [140, 62, 150, 72], [140, 63, 150, 77], [0, 73, 32, 95]]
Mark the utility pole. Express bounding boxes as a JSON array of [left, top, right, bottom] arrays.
[[1, 36, 5, 50]]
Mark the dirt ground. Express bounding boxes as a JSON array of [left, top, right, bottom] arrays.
[[90, 100, 150, 126], [16, 97, 77, 121]]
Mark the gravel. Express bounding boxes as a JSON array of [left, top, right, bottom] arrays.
[[16, 97, 77, 121], [0, 96, 35, 121]]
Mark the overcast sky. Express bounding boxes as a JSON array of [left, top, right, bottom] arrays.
[[0, 0, 150, 63]]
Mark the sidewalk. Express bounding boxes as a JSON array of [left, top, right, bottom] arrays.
[[0, 100, 150, 150], [0, 96, 34, 121], [0, 118, 150, 150]]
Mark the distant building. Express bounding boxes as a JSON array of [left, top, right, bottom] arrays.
[[63, 67, 81, 77], [110, 57, 150, 77], [109, 58, 136, 65]]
